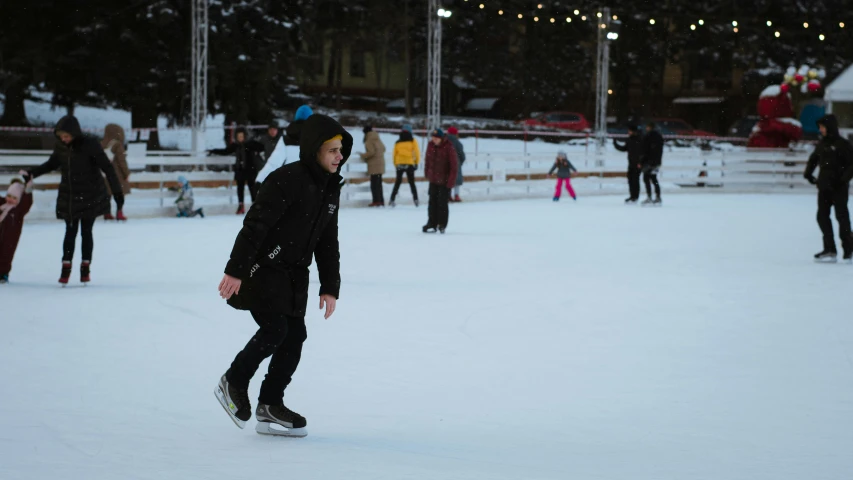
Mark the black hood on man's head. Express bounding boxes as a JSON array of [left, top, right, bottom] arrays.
[[817, 114, 839, 138], [299, 114, 353, 171], [55, 115, 83, 139]]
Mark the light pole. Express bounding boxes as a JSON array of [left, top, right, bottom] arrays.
[[427, 1, 451, 133], [191, 0, 209, 155], [595, 7, 619, 161]]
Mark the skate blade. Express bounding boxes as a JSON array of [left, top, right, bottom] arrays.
[[256, 421, 307, 438], [214, 386, 246, 429], [814, 257, 838, 264]]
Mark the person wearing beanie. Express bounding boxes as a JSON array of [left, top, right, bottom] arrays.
[[445, 126, 465, 202], [258, 120, 282, 163], [359, 125, 387, 206], [548, 151, 578, 201], [390, 124, 421, 207], [641, 122, 664, 206], [255, 106, 316, 186], [209, 127, 266, 214], [25, 115, 125, 285], [613, 124, 644, 203], [172, 175, 204, 218], [0, 177, 34, 283], [805, 114, 853, 262], [215, 114, 352, 437], [423, 128, 458, 233]]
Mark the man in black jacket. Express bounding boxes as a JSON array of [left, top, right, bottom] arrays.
[[613, 124, 644, 203], [641, 122, 664, 206], [804, 114, 853, 262], [209, 128, 266, 214], [214, 114, 352, 437]]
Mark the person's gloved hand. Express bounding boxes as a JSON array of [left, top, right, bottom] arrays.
[[805, 173, 817, 185]]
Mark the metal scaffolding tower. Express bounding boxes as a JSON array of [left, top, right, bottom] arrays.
[[426, 0, 443, 133], [191, 0, 209, 154], [595, 6, 612, 159]]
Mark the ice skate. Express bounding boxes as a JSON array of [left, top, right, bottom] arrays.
[[625, 197, 637, 204], [389, 200, 396, 208], [552, 196, 559, 202], [453, 195, 462, 202], [214, 374, 251, 429], [0, 273, 8, 284], [255, 403, 307, 438], [438, 225, 446, 234], [116, 210, 128, 222], [843, 251, 852, 264], [422, 224, 437, 233], [236, 203, 245, 215], [414, 199, 420, 207], [652, 196, 662, 207], [194, 208, 205, 218], [80, 261, 91, 284], [59, 261, 72, 285], [641, 196, 653, 207], [814, 250, 838, 263], [103, 213, 115, 221]]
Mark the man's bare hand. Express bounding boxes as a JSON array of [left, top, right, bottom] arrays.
[[219, 274, 242, 300], [319, 294, 337, 319]]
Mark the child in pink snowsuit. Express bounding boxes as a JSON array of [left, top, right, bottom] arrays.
[[548, 151, 577, 201]]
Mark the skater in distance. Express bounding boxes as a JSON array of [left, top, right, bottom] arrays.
[[641, 122, 664, 206], [0, 177, 34, 284], [804, 114, 853, 263], [613, 124, 644, 204], [215, 114, 351, 437], [548, 151, 578, 201], [423, 128, 458, 233], [25, 115, 125, 285]]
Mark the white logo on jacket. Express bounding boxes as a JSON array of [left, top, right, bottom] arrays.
[[328, 204, 337, 214]]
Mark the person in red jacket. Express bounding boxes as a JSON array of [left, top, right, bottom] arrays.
[[423, 128, 458, 234], [0, 177, 34, 283]]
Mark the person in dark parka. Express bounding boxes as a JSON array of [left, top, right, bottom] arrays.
[[804, 114, 853, 262], [210, 128, 266, 214], [27, 116, 124, 284], [214, 114, 351, 435], [423, 128, 458, 233], [613, 124, 644, 203], [641, 122, 664, 206]]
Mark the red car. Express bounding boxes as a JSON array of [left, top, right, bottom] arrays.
[[522, 111, 591, 132], [649, 118, 716, 137]]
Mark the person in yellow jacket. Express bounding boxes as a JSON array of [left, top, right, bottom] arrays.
[[389, 124, 420, 207]]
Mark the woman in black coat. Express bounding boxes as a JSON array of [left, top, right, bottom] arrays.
[[27, 116, 124, 284]]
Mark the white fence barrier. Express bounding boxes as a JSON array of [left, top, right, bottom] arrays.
[[1, 146, 824, 221]]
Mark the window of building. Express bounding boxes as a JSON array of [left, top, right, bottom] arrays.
[[350, 46, 366, 78]]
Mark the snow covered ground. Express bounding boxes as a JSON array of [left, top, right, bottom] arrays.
[[2, 194, 852, 480]]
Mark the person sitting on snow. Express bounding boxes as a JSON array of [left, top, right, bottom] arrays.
[[173, 176, 204, 218]]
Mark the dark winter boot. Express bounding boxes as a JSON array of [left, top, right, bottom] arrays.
[[255, 403, 308, 437], [194, 208, 205, 218], [814, 250, 838, 263], [843, 250, 852, 263], [625, 197, 637, 204], [236, 203, 245, 215], [80, 261, 91, 283], [422, 224, 437, 233], [215, 374, 252, 429], [59, 262, 72, 284]]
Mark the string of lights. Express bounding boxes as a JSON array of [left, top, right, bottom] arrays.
[[455, 0, 846, 41]]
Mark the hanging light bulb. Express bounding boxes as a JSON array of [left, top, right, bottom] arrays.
[[803, 22, 809, 28], [841, 22, 846, 28], [581, 15, 587, 21], [498, 9, 503, 15], [732, 21, 738, 27], [538, 3, 543, 8], [698, 19, 704, 25], [479, 3, 484, 9], [566, 17, 572, 23], [518, 13, 523, 19], [775, 31, 781, 37], [690, 24, 696, 30], [600, 23, 606, 29], [649, 18, 655, 25], [597, 12, 603, 18], [766, 20, 772, 27], [819, 34, 825, 40], [550, 18, 555, 23], [574, 9, 580, 15], [733, 27, 739, 33], [534, 16, 539, 22], [608, 89, 613, 95], [613, 15, 618, 20]]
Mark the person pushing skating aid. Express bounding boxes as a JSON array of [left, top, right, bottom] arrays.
[[214, 114, 351, 437]]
